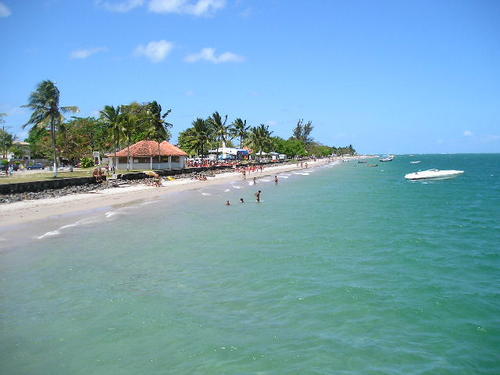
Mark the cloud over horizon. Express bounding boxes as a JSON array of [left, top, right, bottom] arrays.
[[134, 40, 174, 62], [0, 2, 11, 17], [185, 48, 244, 63], [463, 130, 473, 136], [70, 47, 108, 59]]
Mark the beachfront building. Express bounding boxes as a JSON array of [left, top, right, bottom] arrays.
[[108, 140, 188, 170], [208, 147, 250, 160]]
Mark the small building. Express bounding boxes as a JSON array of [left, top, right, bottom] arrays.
[[108, 140, 188, 170], [208, 147, 250, 160]]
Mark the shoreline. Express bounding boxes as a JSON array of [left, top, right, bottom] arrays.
[[0, 157, 369, 227]]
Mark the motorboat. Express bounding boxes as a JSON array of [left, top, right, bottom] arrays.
[[410, 160, 421, 164], [380, 156, 394, 162], [404, 169, 464, 181]]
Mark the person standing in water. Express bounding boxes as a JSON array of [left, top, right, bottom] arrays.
[[225, 200, 231, 206], [255, 190, 262, 203], [253, 177, 257, 185], [240, 198, 245, 203], [274, 175, 279, 184]]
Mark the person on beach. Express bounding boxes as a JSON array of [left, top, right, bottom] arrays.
[[240, 198, 245, 203], [274, 175, 279, 184], [225, 200, 231, 206], [253, 177, 257, 185], [242, 170, 246, 179], [255, 190, 262, 203]]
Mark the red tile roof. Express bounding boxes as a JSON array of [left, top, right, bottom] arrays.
[[109, 140, 188, 157]]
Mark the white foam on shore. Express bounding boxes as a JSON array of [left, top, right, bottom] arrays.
[[201, 192, 211, 196], [279, 175, 289, 179], [224, 189, 231, 192], [232, 185, 242, 189], [37, 230, 61, 239]]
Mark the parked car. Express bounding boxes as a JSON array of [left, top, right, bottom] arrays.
[[27, 163, 45, 170]]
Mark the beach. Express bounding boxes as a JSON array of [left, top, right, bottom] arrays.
[[0, 158, 349, 227]]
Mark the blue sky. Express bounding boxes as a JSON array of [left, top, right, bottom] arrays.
[[1, 0, 499, 154]]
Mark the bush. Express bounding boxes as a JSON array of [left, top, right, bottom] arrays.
[[80, 157, 95, 168]]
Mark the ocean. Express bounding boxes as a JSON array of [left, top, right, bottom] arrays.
[[1, 154, 499, 374]]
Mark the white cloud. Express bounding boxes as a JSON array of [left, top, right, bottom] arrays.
[[149, 0, 225, 16], [0, 2, 11, 17], [185, 48, 244, 64], [134, 40, 174, 62], [96, 0, 144, 12], [463, 130, 473, 137], [70, 47, 108, 59]]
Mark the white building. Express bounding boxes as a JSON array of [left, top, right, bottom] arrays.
[[107, 140, 188, 170]]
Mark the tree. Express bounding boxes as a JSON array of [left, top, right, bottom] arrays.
[[100, 105, 122, 170], [23, 80, 79, 177], [247, 124, 273, 159], [230, 118, 249, 148], [272, 136, 307, 158], [178, 118, 214, 157], [146, 101, 173, 167], [0, 128, 14, 159], [292, 119, 314, 144], [207, 111, 230, 160]]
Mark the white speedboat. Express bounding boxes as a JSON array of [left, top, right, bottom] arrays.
[[380, 156, 394, 162], [404, 169, 464, 181]]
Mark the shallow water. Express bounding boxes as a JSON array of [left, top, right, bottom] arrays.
[[1, 155, 499, 374]]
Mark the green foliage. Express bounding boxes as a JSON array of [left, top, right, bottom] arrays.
[[334, 144, 356, 155], [230, 118, 249, 148], [292, 119, 314, 144], [247, 124, 273, 157], [80, 156, 95, 168], [272, 137, 307, 157], [178, 118, 215, 157], [307, 142, 333, 157], [0, 128, 14, 158], [22, 80, 79, 174]]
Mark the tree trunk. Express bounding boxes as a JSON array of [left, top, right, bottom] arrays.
[[127, 143, 130, 171], [51, 119, 58, 178], [158, 142, 161, 168]]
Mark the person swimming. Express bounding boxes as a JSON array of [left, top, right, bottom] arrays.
[[240, 198, 245, 203], [255, 190, 262, 203], [274, 175, 278, 184], [225, 200, 231, 206]]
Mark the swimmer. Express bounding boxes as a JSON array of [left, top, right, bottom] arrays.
[[255, 190, 262, 203], [240, 198, 245, 203], [253, 177, 257, 184], [274, 175, 278, 184], [225, 200, 231, 206]]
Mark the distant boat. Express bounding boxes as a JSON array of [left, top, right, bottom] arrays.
[[380, 156, 394, 162], [405, 169, 464, 181], [358, 161, 367, 164], [410, 160, 421, 164], [367, 164, 378, 167]]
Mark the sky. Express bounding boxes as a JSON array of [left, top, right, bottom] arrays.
[[0, 0, 499, 154]]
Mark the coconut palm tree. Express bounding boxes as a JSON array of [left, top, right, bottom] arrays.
[[188, 118, 213, 156], [247, 124, 273, 160], [146, 101, 172, 167], [207, 111, 230, 160], [22, 81, 79, 177], [119, 111, 136, 170], [100, 105, 122, 171], [230, 118, 249, 148]]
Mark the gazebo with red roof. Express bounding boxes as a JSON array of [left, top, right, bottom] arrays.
[[107, 140, 188, 171]]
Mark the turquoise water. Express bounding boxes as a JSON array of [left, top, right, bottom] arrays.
[[1, 154, 499, 374]]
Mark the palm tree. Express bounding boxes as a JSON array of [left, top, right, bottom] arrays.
[[100, 105, 122, 171], [207, 111, 229, 160], [230, 118, 249, 148], [120, 111, 136, 171], [23, 80, 79, 177], [188, 118, 213, 156], [248, 124, 273, 160], [147, 101, 172, 168]]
